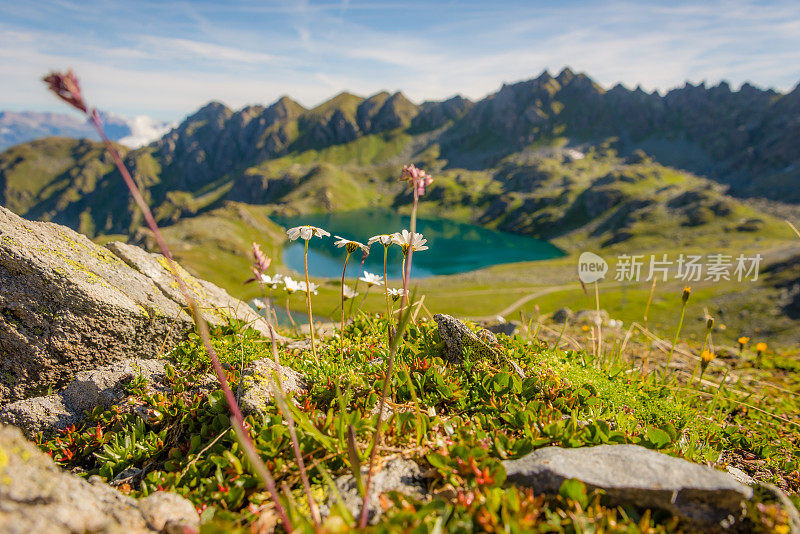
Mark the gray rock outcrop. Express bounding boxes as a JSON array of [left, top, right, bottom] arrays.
[[1, 359, 168, 436], [504, 444, 753, 526], [0, 206, 289, 402], [106, 241, 283, 339], [0, 206, 188, 402], [0, 424, 198, 533]]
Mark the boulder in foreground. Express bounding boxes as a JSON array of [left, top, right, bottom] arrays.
[[0, 424, 198, 533], [504, 444, 753, 527], [0, 206, 288, 402]]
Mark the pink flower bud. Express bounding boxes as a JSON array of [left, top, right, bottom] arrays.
[[43, 70, 88, 114]]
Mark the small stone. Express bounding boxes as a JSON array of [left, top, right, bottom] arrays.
[[483, 321, 519, 336], [112, 467, 143, 486], [552, 307, 574, 324], [329, 457, 426, 524], [433, 314, 503, 363], [504, 444, 753, 526], [476, 328, 498, 344], [238, 358, 306, 414], [62, 359, 167, 415], [1, 358, 167, 437], [573, 309, 610, 325], [137, 491, 199, 534], [726, 466, 755, 486], [0, 394, 77, 437]]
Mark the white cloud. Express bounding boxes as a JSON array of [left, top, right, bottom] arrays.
[[1, 0, 798, 122], [116, 115, 174, 148], [136, 36, 281, 64]]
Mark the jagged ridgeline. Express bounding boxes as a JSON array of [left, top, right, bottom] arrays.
[[1, 67, 798, 256]]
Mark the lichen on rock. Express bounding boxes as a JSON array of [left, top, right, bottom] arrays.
[[433, 313, 503, 363]]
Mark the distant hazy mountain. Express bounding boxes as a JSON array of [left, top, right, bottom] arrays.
[[0, 110, 172, 152]]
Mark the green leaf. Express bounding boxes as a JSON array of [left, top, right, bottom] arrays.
[[346, 425, 364, 497], [646, 427, 672, 449], [426, 452, 451, 471], [559, 478, 588, 508]]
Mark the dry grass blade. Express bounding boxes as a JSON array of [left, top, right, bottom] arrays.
[[787, 219, 800, 239]]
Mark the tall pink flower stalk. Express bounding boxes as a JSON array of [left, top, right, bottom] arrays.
[[398, 164, 432, 309], [44, 70, 293, 532]]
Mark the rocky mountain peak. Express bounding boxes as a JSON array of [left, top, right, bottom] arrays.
[[371, 91, 418, 131], [534, 69, 554, 84], [191, 100, 233, 122], [269, 95, 306, 120], [556, 67, 575, 85]]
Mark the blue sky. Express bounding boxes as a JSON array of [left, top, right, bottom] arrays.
[[1, 0, 799, 121]]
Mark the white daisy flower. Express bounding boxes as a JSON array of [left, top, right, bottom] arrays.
[[252, 298, 266, 310], [300, 281, 319, 295], [391, 230, 428, 255], [259, 273, 284, 289], [367, 234, 394, 247], [287, 225, 330, 241], [283, 277, 302, 294], [387, 288, 408, 302], [342, 284, 358, 300], [334, 235, 370, 255], [359, 271, 384, 287]]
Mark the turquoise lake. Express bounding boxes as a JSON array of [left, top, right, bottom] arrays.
[[272, 210, 563, 279]]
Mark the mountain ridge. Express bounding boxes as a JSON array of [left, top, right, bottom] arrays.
[[1, 66, 798, 252]]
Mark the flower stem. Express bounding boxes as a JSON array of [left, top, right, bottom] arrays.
[[400, 190, 418, 311], [690, 329, 712, 385], [285, 296, 297, 334], [356, 286, 371, 314], [663, 301, 688, 382], [383, 245, 392, 343], [340, 252, 352, 364], [269, 289, 279, 327], [348, 251, 368, 319], [304, 239, 316, 358]]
